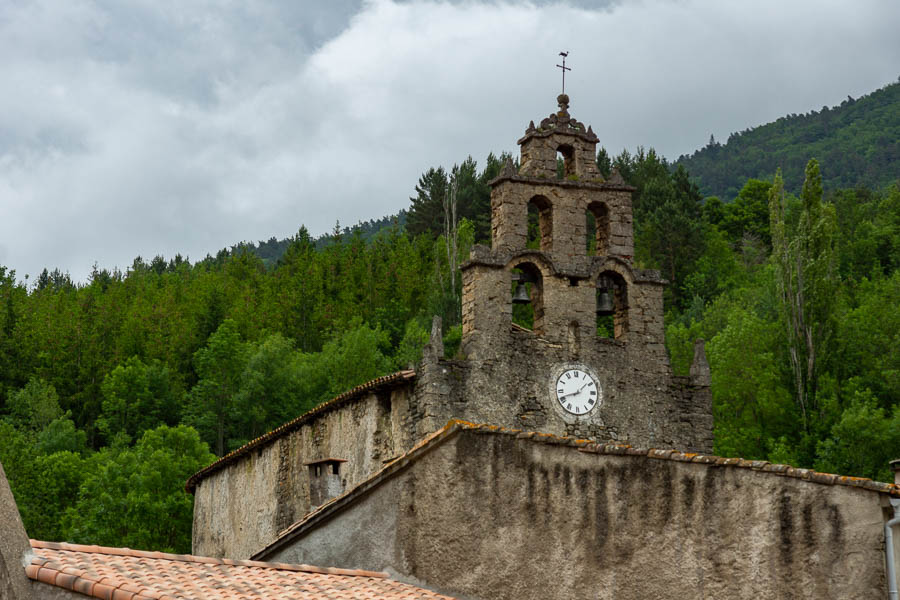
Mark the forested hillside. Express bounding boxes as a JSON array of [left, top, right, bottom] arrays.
[[675, 79, 900, 200], [1, 144, 898, 556]]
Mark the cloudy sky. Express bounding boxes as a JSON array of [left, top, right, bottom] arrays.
[[2, 0, 898, 282]]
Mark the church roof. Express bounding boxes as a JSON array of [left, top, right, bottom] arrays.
[[26, 540, 457, 600], [185, 370, 416, 493], [255, 419, 900, 559]]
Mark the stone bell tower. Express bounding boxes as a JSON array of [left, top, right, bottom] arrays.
[[414, 93, 713, 453]]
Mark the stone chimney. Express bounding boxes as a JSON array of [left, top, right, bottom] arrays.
[[306, 458, 346, 508], [891, 459, 900, 486], [690, 339, 711, 387]]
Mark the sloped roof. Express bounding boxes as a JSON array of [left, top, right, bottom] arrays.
[[186, 370, 416, 493], [255, 419, 900, 559], [27, 540, 457, 600]]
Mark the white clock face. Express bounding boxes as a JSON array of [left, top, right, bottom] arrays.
[[555, 369, 600, 415]]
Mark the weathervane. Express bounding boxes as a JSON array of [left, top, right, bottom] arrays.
[[556, 51, 571, 94]]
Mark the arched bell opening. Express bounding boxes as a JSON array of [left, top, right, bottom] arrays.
[[596, 271, 628, 339], [556, 144, 576, 180], [587, 201, 610, 256], [527, 196, 553, 252], [511, 262, 544, 333]]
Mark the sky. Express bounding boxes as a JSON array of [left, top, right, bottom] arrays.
[[1, 0, 899, 282]]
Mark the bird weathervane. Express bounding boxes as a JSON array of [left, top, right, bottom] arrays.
[[557, 51, 571, 94]]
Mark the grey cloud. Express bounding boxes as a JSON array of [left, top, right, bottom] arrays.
[[1, 0, 899, 282]]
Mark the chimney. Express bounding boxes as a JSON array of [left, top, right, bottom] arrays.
[[690, 339, 711, 387], [305, 458, 347, 508], [891, 459, 900, 486]]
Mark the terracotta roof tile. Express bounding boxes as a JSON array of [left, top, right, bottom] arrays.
[[185, 370, 416, 493], [27, 540, 456, 600]]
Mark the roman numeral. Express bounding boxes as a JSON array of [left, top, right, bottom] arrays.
[[588, 398, 595, 405], [590, 391, 596, 396], [566, 372, 571, 379], [558, 389, 564, 395], [567, 403, 572, 410]]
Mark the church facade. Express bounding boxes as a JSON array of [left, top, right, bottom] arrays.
[[188, 93, 713, 559]]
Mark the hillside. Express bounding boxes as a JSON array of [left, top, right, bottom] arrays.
[[675, 78, 900, 200]]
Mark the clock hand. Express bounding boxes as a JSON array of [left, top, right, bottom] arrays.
[[561, 382, 590, 399]]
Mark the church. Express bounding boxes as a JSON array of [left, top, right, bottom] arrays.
[[184, 93, 900, 598], [3, 92, 900, 599]]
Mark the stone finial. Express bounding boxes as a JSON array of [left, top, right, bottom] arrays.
[[608, 167, 625, 185], [891, 459, 900, 486], [557, 93, 570, 115], [0, 460, 35, 600], [526, 120, 536, 133], [501, 157, 516, 177], [690, 339, 711, 387], [428, 315, 443, 360], [587, 125, 594, 136]]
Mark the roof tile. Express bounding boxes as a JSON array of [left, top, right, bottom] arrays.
[[27, 540, 458, 600]]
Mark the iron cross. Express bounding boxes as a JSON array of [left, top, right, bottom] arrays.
[[557, 51, 571, 94]]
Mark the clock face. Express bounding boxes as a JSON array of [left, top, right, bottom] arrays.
[[555, 369, 600, 415]]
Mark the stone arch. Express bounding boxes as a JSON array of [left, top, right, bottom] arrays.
[[556, 143, 576, 179], [587, 201, 610, 256], [595, 269, 629, 340], [527, 195, 553, 252], [509, 260, 546, 334]]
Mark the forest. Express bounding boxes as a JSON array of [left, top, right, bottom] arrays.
[[675, 78, 900, 200], [1, 120, 899, 556]]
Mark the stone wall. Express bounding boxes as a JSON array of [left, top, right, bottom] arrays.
[[415, 327, 710, 452], [263, 426, 895, 600], [191, 386, 416, 559], [454, 244, 709, 452]]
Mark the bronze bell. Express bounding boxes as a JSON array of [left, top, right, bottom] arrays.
[[512, 282, 531, 304], [596, 289, 614, 316]]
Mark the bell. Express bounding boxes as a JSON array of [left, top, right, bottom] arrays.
[[596, 289, 614, 316], [512, 282, 531, 304]]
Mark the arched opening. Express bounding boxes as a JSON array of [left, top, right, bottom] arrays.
[[596, 271, 628, 339], [511, 262, 544, 333], [557, 144, 576, 180], [587, 201, 610, 256], [527, 196, 553, 252]]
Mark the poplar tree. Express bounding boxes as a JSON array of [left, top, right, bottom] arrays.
[[769, 159, 837, 431]]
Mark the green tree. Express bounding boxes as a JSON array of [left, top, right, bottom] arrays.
[[769, 160, 838, 430], [186, 320, 248, 456], [97, 357, 181, 445], [231, 333, 303, 446], [720, 179, 772, 247], [7, 377, 63, 431], [814, 391, 900, 482], [64, 425, 215, 553], [407, 167, 448, 237], [295, 320, 393, 406]]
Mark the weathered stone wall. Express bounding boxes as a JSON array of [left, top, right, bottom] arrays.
[[264, 428, 894, 600], [191, 387, 416, 559], [416, 325, 709, 452], [455, 244, 708, 452], [1, 460, 35, 600]]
